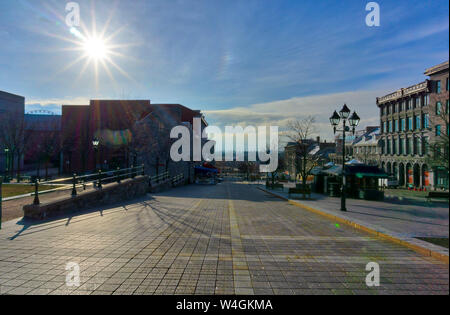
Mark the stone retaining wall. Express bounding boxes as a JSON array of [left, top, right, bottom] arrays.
[[23, 176, 149, 220]]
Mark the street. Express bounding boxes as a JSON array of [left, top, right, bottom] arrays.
[[0, 181, 448, 295]]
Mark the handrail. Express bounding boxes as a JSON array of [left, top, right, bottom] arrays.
[[27, 165, 145, 205]]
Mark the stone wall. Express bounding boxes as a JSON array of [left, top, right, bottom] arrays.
[[23, 175, 149, 220]]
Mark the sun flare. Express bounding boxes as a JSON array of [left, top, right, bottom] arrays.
[[83, 36, 108, 60]]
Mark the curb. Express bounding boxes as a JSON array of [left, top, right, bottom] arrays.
[[257, 186, 449, 264]]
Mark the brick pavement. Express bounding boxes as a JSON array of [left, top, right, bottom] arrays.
[[0, 182, 448, 295]]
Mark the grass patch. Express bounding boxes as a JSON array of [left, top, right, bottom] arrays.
[[417, 237, 449, 249], [1, 184, 59, 198]]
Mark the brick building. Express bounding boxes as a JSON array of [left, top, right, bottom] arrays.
[[376, 61, 449, 189], [61, 100, 207, 180], [0, 90, 25, 175]]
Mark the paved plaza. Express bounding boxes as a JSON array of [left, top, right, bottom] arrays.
[[253, 182, 449, 239], [0, 182, 448, 295]]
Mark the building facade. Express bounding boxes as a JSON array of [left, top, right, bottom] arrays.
[[377, 61, 449, 189], [61, 100, 207, 182], [285, 137, 335, 180], [0, 90, 25, 175], [353, 127, 381, 166]]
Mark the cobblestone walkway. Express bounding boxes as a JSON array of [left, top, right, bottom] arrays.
[[0, 182, 448, 295]]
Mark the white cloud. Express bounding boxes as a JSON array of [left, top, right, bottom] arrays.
[[204, 90, 386, 142]]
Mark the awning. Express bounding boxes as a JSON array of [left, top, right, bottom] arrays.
[[322, 164, 388, 178]]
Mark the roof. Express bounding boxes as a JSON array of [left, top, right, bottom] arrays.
[[353, 127, 380, 146], [424, 60, 449, 76], [322, 164, 388, 178]]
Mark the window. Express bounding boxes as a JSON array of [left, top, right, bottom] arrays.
[[399, 138, 404, 155], [387, 139, 391, 155], [409, 137, 414, 155], [424, 95, 429, 106], [414, 136, 419, 155], [415, 96, 421, 108], [447, 100, 449, 114], [408, 98, 413, 110], [437, 80, 441, 93], [436, 125, 441, 136], [401, 118, 406, 131], [386, 105, 390, 115], [389, 121, 393, 133], [408, 117, 413, 131], [415, 115, 421, 130], [394, 119, 399, 132], [423, 114, 429, 128], [447, 77, 449, 91], [423, 137, 429, 155], [402, 100, 406, 111], [436, 102, 442, 115]]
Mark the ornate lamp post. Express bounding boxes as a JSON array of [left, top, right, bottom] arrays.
[[92, 138, 100, 171], [330, 104, 360, 211]]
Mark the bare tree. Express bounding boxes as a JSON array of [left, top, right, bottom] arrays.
[[0, 112, 26, 179], [130, 114, 174, 177], [286, 116, 320, 199]]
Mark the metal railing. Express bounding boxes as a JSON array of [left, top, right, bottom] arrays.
[[172, 174, 184, 186], [28, 165, 145, 205], [149, 171, 170, 186]]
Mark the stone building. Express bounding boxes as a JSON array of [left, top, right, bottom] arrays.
[[376, 61, 449, 189], [352, 127, 381, 166], [284, 137, 335, 180]]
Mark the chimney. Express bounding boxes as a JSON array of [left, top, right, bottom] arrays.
[[316, 136, 320, 143]]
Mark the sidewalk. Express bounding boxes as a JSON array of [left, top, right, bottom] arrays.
[[253, 182, 448, 261]]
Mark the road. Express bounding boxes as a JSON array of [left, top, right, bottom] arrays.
[[0, 181, 448, 295]]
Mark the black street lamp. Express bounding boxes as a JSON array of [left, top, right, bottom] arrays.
[[92, 138, 100, 171], [330, 104, 360, 211]]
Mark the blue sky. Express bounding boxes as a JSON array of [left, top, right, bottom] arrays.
[[0, 0, 448, 140]]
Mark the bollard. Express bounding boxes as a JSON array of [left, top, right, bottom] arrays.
[[117, 167, 121, 184], [71, 173, 77, 197], [0, 177, 2, 229], [33, 179, 40, 205], [98, 170, 103, 189]]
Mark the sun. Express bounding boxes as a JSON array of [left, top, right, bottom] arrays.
[[83, 36, 108, 60], [42, 4, 139, 90]]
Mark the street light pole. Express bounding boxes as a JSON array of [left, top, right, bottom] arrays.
[[92, 138, 100, 172], [330, 104, 360, 212], [341, 119, 347, 211]]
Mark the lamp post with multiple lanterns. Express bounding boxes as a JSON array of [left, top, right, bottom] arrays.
[[329, 104, 360, 212]]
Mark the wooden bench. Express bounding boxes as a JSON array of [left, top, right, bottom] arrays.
[[426, 191, 449, 202], [288, 187, 311, 199]]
